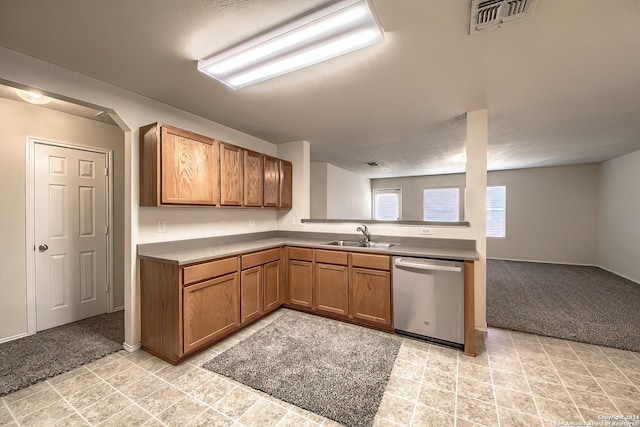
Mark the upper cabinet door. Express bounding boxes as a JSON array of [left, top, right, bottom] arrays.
[[220, 142, 243, 206], [279, 160, 292, 209], [263, 156, 279, 207], [161, 127, 219, 205], [244, 150, 264, 207]]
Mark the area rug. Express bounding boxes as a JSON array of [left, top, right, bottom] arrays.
[[487, 259, 640, 352], [203, 310, 402, 427], [0, 310, 124, 397]]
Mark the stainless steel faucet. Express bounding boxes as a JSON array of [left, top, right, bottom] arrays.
[[356, 225, 370, 243]]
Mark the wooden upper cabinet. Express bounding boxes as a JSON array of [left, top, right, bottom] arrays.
[[263, 156, 279, 207], [244, 150, 264, 207], [140, 123, 219, 206], [140, 122, 291, 209], [279, 159, 292, 209], [220, 142, 243, 206]]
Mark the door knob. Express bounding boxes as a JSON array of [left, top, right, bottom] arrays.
[[38, 244, 49, 252]]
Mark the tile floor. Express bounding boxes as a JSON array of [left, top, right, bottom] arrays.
[[1, 309, 640, 426]]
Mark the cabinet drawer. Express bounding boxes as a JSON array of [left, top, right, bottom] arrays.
[[314, 249, 348, 266], [287, 247, 313, 262], [350, 253, 390, 271], [183, 257, 238, 285], [241, 248, 280, 270]]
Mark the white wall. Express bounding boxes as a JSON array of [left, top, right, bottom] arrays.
[[311, 161, 371, 219], [598, 150, 640, 283], [0, 96, 124, 341], [0, 47, 280, 347]]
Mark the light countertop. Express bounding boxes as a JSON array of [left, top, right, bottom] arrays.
[[137, 231, 479, 265]]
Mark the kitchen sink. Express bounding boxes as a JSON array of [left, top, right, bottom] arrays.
[[325, 240, 398, 249], [326, 240, 363, 247]]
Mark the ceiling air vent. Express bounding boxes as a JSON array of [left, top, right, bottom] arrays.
[[470, 0, 538, 34]]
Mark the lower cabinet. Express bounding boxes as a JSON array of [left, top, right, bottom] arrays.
[[140, 256, 241, 364], [263, 260, 281, 312], [287, 247, 314, 309], [285, 247, 392, 330], [314, 250, 349, 317], [140, 245, 393, 365], [240, 248, 282, 324], [184, 273, 240, 353], [350, 267, 391, 327], [240, 266, 263, 324]]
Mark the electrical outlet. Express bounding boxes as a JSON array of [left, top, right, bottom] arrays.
[[249, 219, 255, 227], [420, 227, 432, 235], [291, 215, 297, 225], [157, 220, 166, 233], [219, 220, 225, 230]]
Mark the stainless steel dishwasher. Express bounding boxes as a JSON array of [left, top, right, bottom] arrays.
[[393, 256, 464, 349]]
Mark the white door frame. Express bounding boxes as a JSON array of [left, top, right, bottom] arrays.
[[26, 137, 114, 335]]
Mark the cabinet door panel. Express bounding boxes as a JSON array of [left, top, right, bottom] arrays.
[[161, 127, 219, 205], [183, 273, 239, 353], [279, 160, 292, 209], [350, 267, 391, 327], [241, 266, 263, 324], [244, 150, 264, 206], [220, 143, 243, 206], [263, 156, 279, 207], [288, 260, 313, 308], [263, 260, 281, 312], [314, 263, 349, 317]]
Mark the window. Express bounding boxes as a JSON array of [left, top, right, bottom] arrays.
[[487, 185, 506, 237], [373, 188, 401, 220], [423, 188, 460, 221]]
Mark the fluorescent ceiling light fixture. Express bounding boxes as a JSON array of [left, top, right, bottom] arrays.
[[198, 0, 384, 89], [14, 88, 52, 105]]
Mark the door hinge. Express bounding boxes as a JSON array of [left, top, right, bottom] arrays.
[[105, 167, 109, 177], [105, 226, 109, 235]]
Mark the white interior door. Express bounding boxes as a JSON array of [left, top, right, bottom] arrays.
[[35, 143, 108, 331]]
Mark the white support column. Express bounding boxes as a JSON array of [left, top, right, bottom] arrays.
[[466, 109, 488, 330]]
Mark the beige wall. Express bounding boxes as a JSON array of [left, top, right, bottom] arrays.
[[488, 164, 599, 264], [371, 173, 467, 221], [0, 46, 281, 347], [373, 164, 601, 265], [598, 150, 640, 282], [0, 96, 125, 340]]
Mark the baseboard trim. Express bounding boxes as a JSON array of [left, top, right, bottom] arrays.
[[111, 306, 124, 312], [123, 342, 142, 352], [597, 266, 640, 285], [487, 257, 595, 267], [488, 257, 640, 285], [0, 332, 30, 344]]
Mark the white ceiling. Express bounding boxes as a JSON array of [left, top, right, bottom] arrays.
[[1, 0, 639, 178]]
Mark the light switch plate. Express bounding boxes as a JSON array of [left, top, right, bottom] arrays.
[[157, 220, 166, 233]]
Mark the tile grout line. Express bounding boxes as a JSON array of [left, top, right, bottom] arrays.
[[408, 341, 430, 426], [537, 335, 587, 424], [1, 394, 19, 426]]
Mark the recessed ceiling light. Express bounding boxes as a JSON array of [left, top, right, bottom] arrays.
[[198, 0, 384, 89], [14, 88, 52, 105]]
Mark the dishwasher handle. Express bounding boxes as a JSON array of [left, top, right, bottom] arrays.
[[394, 257, 463, 273]]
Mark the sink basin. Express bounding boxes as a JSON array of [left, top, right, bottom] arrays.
[[364, 241, 398, 249], [325, 240, 398, 249], [326, 240, 363, 247]]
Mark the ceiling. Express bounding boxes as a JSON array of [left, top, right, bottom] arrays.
[[0, 0, 639, 178]]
